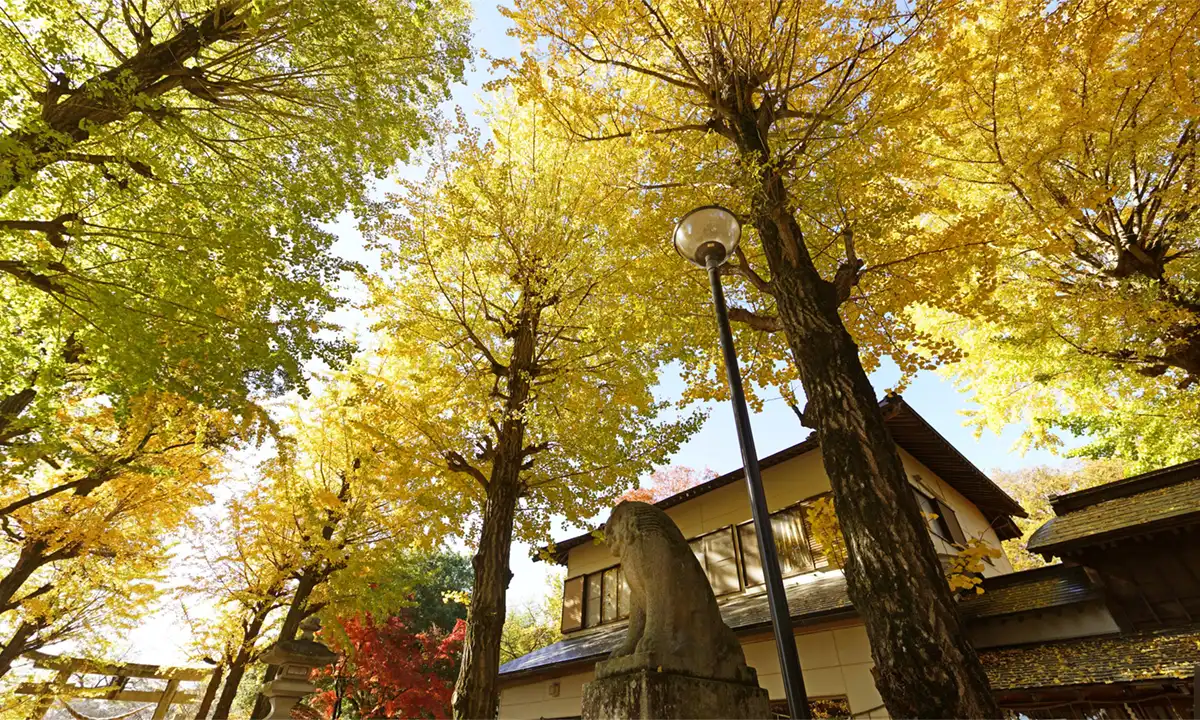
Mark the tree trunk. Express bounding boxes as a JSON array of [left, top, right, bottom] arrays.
[[211, 603, 272, 720], [250, 566, 321, 719], [452, 309, 538, 720], [730, 116, 1001, 718], [193, 664, 224, 720]]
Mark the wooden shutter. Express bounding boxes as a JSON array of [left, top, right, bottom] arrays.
[[936, 499, 967, 546], [561, 576, 584, 632], [617, 568, 631, 620]]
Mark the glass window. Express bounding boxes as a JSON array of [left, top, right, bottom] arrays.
[[773, 506, 814, 576], [585, 572, 602, 628], [913, 489, 953, 541], [739, 522, 764, 587], [617, 568, 631, 619], [740, 504, 816, 586], [690, 527, 740, 595], [602, 567, 620, 623], [561, 576, 583, 632]]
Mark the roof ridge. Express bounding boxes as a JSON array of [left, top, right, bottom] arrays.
[[1049, 456, 1200, 515]]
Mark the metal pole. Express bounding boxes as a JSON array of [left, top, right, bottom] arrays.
[[705, 253, 811, 720]]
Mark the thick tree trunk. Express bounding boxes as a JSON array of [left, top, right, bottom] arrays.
[[250, 566, 321, 719], [193, 664, 224, 720], [452, 310, 538, 720], [731, 117, 1001, 718], [451, 470, 521, 720], [211, 604, 272, 720]]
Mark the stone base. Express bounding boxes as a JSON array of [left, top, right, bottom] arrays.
[[582, 667, 772, 720]]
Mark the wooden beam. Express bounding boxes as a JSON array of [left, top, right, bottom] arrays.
[[151, 679, 179, 720], [15, 683, 199, 703], [25, 651, 210, 681]]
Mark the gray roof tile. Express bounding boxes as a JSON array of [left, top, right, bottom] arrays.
[[981, 625, 1200, 690], [1028, 477, 1200, 553]]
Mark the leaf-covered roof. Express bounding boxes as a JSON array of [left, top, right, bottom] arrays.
[[980, 626, 1200, 690]]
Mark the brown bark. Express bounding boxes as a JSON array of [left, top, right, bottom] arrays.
[[0, 540, 66, 615], [0, 2, 249, 200], [0, 620, 41, 680], [251, 466, 353, 718], [452, 308, 539, 720], [728, 114, 1000, 718], [211, 600, 274, 720], [193, 664, 224, 720]]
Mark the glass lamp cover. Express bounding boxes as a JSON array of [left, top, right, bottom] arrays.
[[673, 206, 742, 266]]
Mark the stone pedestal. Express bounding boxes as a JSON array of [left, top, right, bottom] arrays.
[[582, 657, 771, 720]]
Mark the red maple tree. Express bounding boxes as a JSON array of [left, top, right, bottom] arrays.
[[619, 466, 716, 504], [312, 614, 466, 719]]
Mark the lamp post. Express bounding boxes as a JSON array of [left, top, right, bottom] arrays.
[[674, 205, 811, 720]]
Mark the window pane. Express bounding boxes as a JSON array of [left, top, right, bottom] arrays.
[[562, 576, 584, 632], [617, 568, 631, 619], [705, 527, 739, 595], [773, 507, 813, 576], [602, 567, 620, 623], [935, 499, 967, 546], [585, 573, 602, 627], [740, 522, 764, 586]]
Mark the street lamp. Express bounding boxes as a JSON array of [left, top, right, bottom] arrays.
[[674, 205, 811, 720]]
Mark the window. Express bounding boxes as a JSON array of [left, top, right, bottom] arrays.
[[912, 488, 968, 546], [585, 573, 602, 627], [562, 565, 632, 631], [689, 526, 740, 595], [741, 501, 821, 587], [561, 576, 583, 632]]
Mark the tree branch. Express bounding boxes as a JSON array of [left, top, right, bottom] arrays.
[[727, 306, 782, 332]]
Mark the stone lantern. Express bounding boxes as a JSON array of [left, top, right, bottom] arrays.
[[257, 617, 337, 719]]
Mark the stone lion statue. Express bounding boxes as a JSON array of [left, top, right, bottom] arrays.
[[602, 500, 753, 683]]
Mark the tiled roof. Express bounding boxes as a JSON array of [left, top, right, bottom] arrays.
[[958, 565, 1100, 619], [544, 396, 1026, 564], [498, 573, 853, 678], [981, 626, 1200, 690], [1028, 476, 1200, 554]]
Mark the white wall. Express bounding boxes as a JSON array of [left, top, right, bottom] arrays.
[[497, 622, 889, 720]]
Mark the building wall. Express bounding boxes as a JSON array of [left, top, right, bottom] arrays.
[[968, 601, 1121, 649], [566, 447, 1013, 579], [497, 622, 889, 720], [897, 450, 1015, 576]]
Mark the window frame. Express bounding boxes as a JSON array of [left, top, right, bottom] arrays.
[[738, 495, 828, 588], [563, 562, 631, 631], [688, 524, 742, 596]]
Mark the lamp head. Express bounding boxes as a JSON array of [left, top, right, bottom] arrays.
[[673, 205, 742, 268]]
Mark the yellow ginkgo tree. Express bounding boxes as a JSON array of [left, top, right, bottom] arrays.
[[355, 103, 699, 718], [0, 392, 247, 682], [501, 0, 1003, 714], [911, 0, 1200, 465]]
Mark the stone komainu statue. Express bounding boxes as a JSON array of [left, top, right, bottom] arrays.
[[604, 500, 754, 683]]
